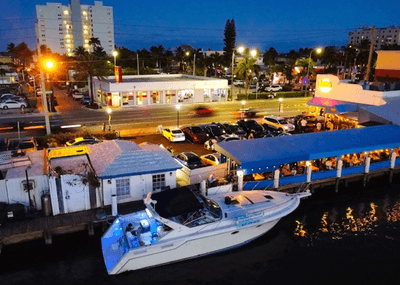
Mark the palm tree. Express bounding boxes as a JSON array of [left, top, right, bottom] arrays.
[[73, 37, 111, 101], [235, 56, 257, 98]]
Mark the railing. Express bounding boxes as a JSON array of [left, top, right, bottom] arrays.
[[280, 175, 306, 186], [311, 170, 337, 180]]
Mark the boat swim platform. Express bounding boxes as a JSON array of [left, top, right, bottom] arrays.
[[0, 200, 145, 253]]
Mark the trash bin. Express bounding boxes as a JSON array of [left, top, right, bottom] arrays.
[[41, 194, 52, 216]]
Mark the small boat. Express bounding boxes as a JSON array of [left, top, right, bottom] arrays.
[[101, 187, 310, 275]]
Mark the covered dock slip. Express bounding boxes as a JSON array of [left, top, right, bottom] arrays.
[[215, 125, 400, 190]]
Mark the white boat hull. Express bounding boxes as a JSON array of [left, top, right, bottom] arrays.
[[112, 219, 280, 274]]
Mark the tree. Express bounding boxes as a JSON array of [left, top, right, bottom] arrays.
[[13, 42, 33, 67], [73, 37, 111, 101], [235, 56, 257, 98], [223, 19, 236, 67], [263, 47, 278, 66]]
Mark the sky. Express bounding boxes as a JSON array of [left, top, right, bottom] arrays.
[[1, 0, 400, 54]]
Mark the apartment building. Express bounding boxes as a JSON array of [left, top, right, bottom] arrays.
[[348, 26, 400, 50], [35, 0, 114, 56]]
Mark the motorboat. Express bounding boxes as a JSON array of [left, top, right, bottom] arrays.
[[101, 187, 310, 275]]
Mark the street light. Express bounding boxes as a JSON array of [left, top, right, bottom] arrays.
[[231, 46, 245, 101], [186, 52, 196, 76], [278, 98, 283, 117], [176, 104, 181, 128], [306, 47, 323, 91], [39, 58, 54, 135], [241, 100, 246, 120], [107, 108, 112, 131], [112, 50, 118, 66]]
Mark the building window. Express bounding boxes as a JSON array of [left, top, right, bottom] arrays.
[[22, 180, 35, 192], [152, 174, 165, 191], [116, 178, 130, 197]]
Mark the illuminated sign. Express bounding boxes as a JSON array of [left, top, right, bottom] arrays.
[[48, 146, 89, 160], [318, 79, 333, 93]]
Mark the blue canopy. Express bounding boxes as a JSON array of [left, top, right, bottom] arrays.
[[215, 125, 400, 175]]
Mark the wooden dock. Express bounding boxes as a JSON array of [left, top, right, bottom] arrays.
[[0, 200, 144, 253]]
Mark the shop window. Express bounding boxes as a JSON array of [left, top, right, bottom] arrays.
[[152, 174, 165, 191], [116, 178, 130, 197]]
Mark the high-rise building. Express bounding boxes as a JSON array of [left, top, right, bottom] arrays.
[[35, 0, 114, 56], [348, 26, 400, 50]]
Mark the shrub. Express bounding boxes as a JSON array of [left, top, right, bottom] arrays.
[[236, 91, 306, 100]]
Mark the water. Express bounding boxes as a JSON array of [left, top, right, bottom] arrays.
[[2, 176, 400, 285]]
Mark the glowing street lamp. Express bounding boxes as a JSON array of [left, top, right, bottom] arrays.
[[176, 104, 181, 127], [241, 100, 246, 120], [250, 49, 257, 58], [278, 98, 283, 117], [112, 50, 118, 66], [39, 58, 55, 135], [107, 108, 112, 131], [186, 51, 196, 76], [231, 46, 245, 100], [306, 47, 323, 91]]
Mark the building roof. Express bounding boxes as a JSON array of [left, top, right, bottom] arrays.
[[215, 125, 400, 175], [106, 74, 222, 84], [88, 140, 182, 178], [360, 97, 400, 126], [5, 150, 45, 179]]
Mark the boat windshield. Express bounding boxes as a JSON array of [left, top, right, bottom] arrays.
[[178, 195, 222, 228]]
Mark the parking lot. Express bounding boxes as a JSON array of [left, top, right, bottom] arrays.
[[125, 133, 212, 157]]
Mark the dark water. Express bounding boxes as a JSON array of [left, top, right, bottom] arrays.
[[2, 176, 400, 285]]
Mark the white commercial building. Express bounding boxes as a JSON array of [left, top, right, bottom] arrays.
[[35, 0, 114, 56], [92, 74, 229, 107], [348, 26, 400, 50]]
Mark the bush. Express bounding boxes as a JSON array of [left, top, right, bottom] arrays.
[[236, 91, 306, 100], [46, 130, 118, 147]]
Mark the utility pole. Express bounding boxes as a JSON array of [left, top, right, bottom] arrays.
[[365, 26, 376, 81]]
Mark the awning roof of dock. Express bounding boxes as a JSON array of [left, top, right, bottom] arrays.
[[215, 125, 400, 175]]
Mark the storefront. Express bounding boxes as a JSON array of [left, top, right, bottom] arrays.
[[92, 74, 228, 108]]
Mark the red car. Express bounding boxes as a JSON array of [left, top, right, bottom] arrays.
[[193, 106, 214, 116], [181, 126, 209, 144]]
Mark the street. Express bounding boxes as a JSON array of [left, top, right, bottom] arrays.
[[0, 88, 311, 138]]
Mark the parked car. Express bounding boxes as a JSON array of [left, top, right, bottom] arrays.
[[0, 100, 27, 109], [202, 124, 226, 139], [17, 137, 38, 152], [261, 116, 295, 132], [200, 153, 222, 166], [175, 152, 203, 169], [236, 119, 265, 138], [162, 128, 186, 142], [219, 123, 247, 137], [270, 85, 283, 92], [81, 96, 92, 105], [0, 138, 8, 152], [66, 136, 100, 146], [204, 135, 240, 150], [0, 89, 15, 95], [193, 105, 214, 116], [181, 126, 209, 144], [72, 92, 85, 100], [233, 80, 244, 86], [1, 95, 26, 103]]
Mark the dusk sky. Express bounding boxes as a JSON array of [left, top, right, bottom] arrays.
[[1, 0, 400, 54]]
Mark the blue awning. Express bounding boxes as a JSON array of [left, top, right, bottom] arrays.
[[215, 125, 400, 175], [325, 103, 359, 114]]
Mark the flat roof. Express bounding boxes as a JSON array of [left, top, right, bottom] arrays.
[[215, 125, 400, 175], [106, 75, 223, 84]]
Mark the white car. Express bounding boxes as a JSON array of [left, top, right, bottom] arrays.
[[233, 80, 244, 86], [0, 100, 27, 109], [260, 116, 295, 132], [269, 85, 283, 92], [204, 135, 240, 150], [162, 128, 186, 142], [72, 92, 85, 100]]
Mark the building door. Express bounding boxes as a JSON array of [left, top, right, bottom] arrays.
[[55, 177, 64, 214]]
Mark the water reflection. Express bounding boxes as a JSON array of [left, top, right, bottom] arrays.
[[294, 199, 400, 239]]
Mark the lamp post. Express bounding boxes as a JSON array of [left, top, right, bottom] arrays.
[[231, 46, 245, 101], [112, 50, 118, 66], [107, 108, 112, 131], [176, 104, 181, 128], [185, 52, 196, 76], [39, 59, 54, 135], [306, 47, 322, 92], [278, 98, 283, 117], [241, 100, 246, 120]]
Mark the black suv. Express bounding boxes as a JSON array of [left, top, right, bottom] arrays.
[[176, 152, 203, 169], [236, 119, 265, 138], [199, 124, 226, 139], [219, 123, 247, 138]]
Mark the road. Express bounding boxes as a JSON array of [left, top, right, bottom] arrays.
[[0, 88, 311, 138]]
